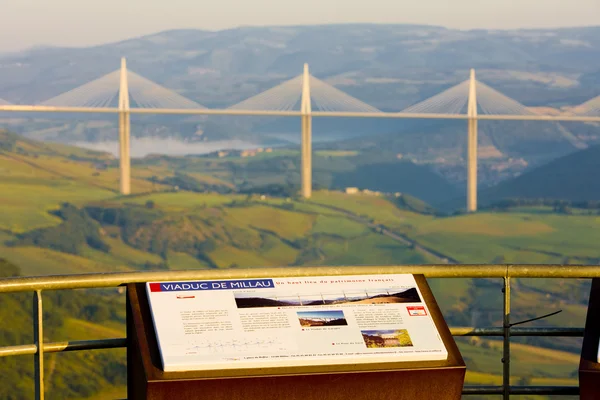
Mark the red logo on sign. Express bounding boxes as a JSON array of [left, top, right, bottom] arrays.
[[407, 306, 427, 316], [149, 283, 162, 292]]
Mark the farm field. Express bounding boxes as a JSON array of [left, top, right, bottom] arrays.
[[0, 134, 597, 399], [310, 190, 600, 265]]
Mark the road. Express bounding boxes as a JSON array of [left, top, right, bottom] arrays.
[[311, 201, 458, 264]]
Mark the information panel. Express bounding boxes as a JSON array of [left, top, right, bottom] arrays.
[[146, 274, 447, 372]]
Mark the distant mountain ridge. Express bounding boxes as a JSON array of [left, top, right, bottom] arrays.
[[2, 24, 600, 189], [2, 24, 600, 108]]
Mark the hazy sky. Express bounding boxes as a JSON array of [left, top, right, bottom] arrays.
[[1, 0, 599, 53]]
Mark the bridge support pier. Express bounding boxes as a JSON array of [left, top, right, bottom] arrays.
[[301, 63, 312, 199], [467, 69, 478, 212], [119, 58, 131, 195]]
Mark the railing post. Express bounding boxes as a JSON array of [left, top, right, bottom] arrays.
[[502, 276, 511, 400], [301, 63, 312, 199], [467, 68, 478, 212], [119, 57, 131, 195], [33, 290, 44, 400]]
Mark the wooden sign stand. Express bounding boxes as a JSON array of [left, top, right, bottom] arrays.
[[127, 275, 466, 400], [580, 278, 600, 399]]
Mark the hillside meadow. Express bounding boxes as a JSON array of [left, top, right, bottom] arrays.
[[0, 134, 597, 399]]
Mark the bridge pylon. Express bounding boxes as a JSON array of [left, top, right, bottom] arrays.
[[301, 63, 312, 199], [118, 57, 131, 195], [467, 69, 478, 212]]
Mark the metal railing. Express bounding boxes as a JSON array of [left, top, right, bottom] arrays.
[[0, 264, 595, 400]]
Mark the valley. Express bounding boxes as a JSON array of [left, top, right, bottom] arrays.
[[3, 24, 600, 200], [0, 130, 598, 398]]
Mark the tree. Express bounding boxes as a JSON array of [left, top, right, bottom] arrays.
[[0, 259, 21, 277], [554, 203, 572, 215], [492, 255, 506, 263], [517, 376, 532, 386], [11, 203, 110, 255], [81, 304, 111, 323], [196, 238, 217, 254]]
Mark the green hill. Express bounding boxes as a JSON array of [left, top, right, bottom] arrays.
[[1, 132, 598, 398], [330, 160, 460, 204], [0, 130, 113, 161], [140, 149, 460, 205], [478, 144, 600, 206], [0, 260, 127, 399], [0, 130, 438, 275]]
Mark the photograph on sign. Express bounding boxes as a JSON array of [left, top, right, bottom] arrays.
[[146, 274, 447, 372], [297, 310, 348, 327], [361, 329, 413, 348], [233, 287, 421, 308]]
